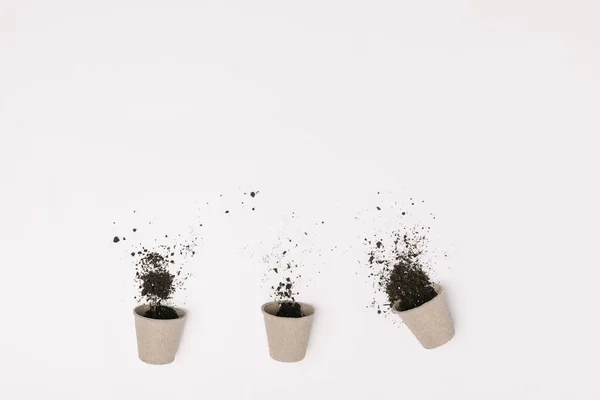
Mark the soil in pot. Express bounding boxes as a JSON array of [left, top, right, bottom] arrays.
[[367, 224, 443, 315], [133, 248, 191, 319], [276, 302, 304, 318], [113, 220, 196, 320], [259, 213, 326, 320], [270, 262, 305, 317], [386, 251, 437, 311], [143, 305, 179, 320]]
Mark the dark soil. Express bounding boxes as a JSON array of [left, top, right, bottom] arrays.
[[385, 233, 437, 311], [126, 232, 196, 312], [386, 257, 437, 311], [367, 225, 439, 314], [136, 251, 177, 304], [260, 213, 325, 318], [273, 268, 297, 300], [113, 213, 199, 319], [141, 269, 174, 300], [144, 305, 179, 320], [277, 302, 304, 318], [134, 246, 193, 305]]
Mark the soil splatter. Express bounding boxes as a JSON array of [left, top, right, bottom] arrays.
[[132, 238, 196, 309], [365, 228, 437, 315], [194, 189, 261, 226], [259, 213, 325, 318], [359, 195, 446, 317], [267, 263, 304, 318], [113, 215, 197, 320]]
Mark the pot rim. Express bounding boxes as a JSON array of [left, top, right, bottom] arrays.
[[133, 305, 187, 321], [392, 283, 443, 315], [261, 301, 315, 318]]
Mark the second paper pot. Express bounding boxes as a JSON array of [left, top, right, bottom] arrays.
[[392, 284, 454, 349], [261, 302, 315, 362], [133, 305, 187, 365]]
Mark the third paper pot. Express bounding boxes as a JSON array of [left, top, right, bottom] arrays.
[[133, 305, 187, 365], [392, 284, 455, 349], [261, 302, 315, 362]]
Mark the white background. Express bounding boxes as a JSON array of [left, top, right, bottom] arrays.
[[1, 1, 599, 399]]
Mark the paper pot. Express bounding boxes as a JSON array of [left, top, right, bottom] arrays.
[[261, 302, 315, 362], [133, 305, 187, 365], [392, 284, 454, 349]]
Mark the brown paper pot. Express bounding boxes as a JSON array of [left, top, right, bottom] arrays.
[[133, 305, 187, 365], [392, 284, 454, 349], [261, 302, 315, 362]]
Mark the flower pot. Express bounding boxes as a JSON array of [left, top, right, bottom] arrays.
[[261, 302, 315, 362], [392, 284, 454, 349], [133, 305, 187, 365]]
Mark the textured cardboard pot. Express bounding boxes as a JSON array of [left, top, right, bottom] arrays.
[[261, 302, 315, 363], [392, 284, 454, 349], [133, 305, 187, 365]]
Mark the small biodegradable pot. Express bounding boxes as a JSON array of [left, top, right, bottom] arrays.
[[261, 302, 315, 363], [392, 284, 454, 349], [133, 305, 187, 365]]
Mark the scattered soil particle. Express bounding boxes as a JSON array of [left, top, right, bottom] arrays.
[[260, 214, 324, 322], [366, 225, 438, 314], [113, 236, 120, 243], [127, 234, 196, 320]]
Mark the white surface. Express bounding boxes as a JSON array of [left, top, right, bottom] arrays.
[[1, 1, 599, 399]]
